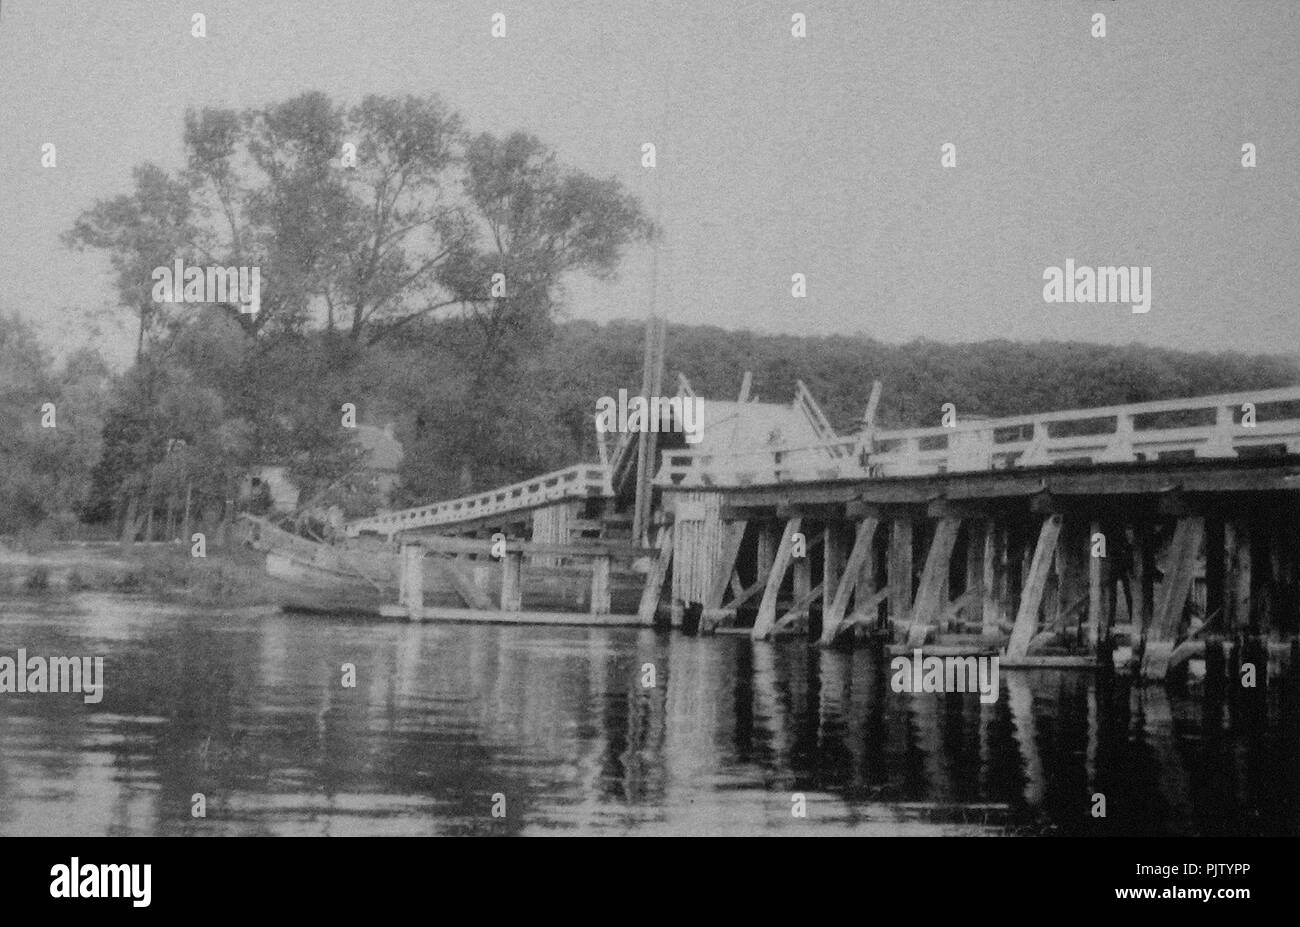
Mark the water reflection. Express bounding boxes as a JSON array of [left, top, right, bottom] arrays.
[[0, 593, 1295, 836]]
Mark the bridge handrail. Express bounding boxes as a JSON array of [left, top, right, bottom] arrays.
[[345, 463, 613, 537], [656, 386, 1300, 488]]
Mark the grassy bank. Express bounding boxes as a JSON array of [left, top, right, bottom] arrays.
[[0, 542, 280, 608]]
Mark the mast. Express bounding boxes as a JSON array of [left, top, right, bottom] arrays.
[[631, 314, 666, 545]]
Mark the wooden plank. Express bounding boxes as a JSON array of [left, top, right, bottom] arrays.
[[940, 583, 982, 626], [726, 570, 773, 612], [637, 526, 673, 624], [752, 517, 803, 640], [435, 556, 494, 610], [905, 517, 961, 645], [819, 517, 880, 645], [845, 586, 891, 626], [409, 534, 656, 559], [407, 605, 649, 627], [1006, 515, 1063, 658], [776, 581, 825, 628]]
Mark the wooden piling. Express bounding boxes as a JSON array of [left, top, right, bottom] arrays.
[[906, 516, 961, 646], [1006, 514, 1062, 659], [1143, 517, 1204, 680], [1088, 521, 1104, 649], [500, 549, 523, 612], [819, 517, 879, 646], [981, 520, 1003, 645], [401, 543, 424, 616], [752, 517, 802, 640], [888, 517, 914, 632], [590, 554, 611, 615]]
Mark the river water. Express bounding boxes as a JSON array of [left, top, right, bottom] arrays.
[[0, 592, 1295, 836]]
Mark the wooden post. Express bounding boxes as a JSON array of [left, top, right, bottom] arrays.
[[181, 482, 193, 547], [1006, 515, 1063, 659], [888, 518, 915, 627], [1225, 521, 1251, 632], [1143, 517, 1204, 679], [819, 517, 879, 646], [590, 554, 611, 615], [822, 525, 844, 620], [1128, 525, 1154, 648], [906, 517, 961, 646], [500, 550, 523, 612], [1088, 521, 1104, 649], [402, 544, 424, 617], [1204, 516, 1225, 632], [757, 524, 778, 578], [637, 526, 673, 625], [981, 520, 1003, 645], [437, 557, 495, 610], [858, 518, 878, 602], [1058, 518, 1090, 639], [752, 517, 802, 640], [964, 519, 984, 629], [793, 544, 812, 606], [705, 521, 748, 609]]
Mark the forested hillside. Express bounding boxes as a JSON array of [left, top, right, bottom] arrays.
[[379, 317, 1300, 504]]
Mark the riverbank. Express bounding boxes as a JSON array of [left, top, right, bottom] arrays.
[[0, 541, 280, 607]]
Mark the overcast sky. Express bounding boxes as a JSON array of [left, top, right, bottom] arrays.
[[1, 0, 1297, 368]]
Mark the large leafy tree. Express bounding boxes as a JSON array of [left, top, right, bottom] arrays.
[[65, 91, 656, 510]]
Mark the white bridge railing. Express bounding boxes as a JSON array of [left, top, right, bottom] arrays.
[[346, 464, 612, 538], [656, 386, 1300, 489]]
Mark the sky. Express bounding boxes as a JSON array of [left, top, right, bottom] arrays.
[[1, 0, 1297, 369]]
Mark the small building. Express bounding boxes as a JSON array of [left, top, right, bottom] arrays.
[[243, 423, 404, 514]]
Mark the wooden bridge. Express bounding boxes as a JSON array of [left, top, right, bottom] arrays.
[[648, 385, 1300, 682], [348, 378, 1300, 685]]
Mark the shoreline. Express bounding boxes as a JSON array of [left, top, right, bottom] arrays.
[[0, 542, 280, 608]]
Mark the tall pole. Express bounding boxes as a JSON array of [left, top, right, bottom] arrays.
[[632, 315, 665, 545]]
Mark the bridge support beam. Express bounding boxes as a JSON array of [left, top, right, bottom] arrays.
[[1142, 516, 1204, 680], [638, 526, 673, 625], [819, 517, 879, 646], [752, 518, 802, 640], [906, 517, 961, 647], [888, 518, 915, 632], [1088, 521, 1106, 651], [500, 550, 523, 612], [982, 521, 1006, 645], [1006, 515, 1063, 659], [590, 554, 611, 615], [400, 543, 424, 616]]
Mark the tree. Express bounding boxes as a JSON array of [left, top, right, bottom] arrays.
[[0, 314, 110, 534]]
